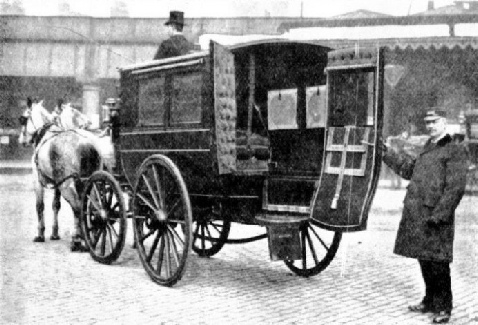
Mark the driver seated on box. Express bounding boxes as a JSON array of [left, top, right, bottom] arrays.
[[153, 11, 194, 60]]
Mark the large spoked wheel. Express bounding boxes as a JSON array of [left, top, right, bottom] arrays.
[[284, 221, 342, 277], [81, 171, 127, 264], [192, 204, 231, 257], [132, 155, 192, 287]]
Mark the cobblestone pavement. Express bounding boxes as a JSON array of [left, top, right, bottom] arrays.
[[0, 172, 477, 325]]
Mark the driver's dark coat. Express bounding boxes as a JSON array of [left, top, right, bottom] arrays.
[[383, 134, 467, 262], [153, 34, 193, 60]]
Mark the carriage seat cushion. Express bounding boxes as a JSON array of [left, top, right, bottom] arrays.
[[236, 130, 270, 160]]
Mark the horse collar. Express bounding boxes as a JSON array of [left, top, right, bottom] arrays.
[[32, 123, 55, 147]]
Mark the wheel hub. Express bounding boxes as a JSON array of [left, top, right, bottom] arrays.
[[100, 209, 108, 221], [155, 209, 167, 222]]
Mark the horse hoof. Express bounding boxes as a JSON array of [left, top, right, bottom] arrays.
[[79, 245, 89, 252], [70, 241, 89, 252], [33, 236, 45, 243], [50, 234, 61, 241]]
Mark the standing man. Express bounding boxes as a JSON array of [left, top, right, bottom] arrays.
[[153, 11, 194, 60], [18, 97, 33, 145], [382, 108, 468, 324]]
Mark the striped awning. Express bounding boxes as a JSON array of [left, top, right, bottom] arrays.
[[307, 36, 478, 50], [278, 17, 478, 50]]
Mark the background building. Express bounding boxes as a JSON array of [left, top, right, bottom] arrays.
[[2, 0, 478, 162]]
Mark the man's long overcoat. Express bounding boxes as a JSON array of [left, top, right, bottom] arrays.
[[383, 134, 467, 262]]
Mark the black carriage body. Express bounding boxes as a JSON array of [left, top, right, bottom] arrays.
[[116, 40, 384, 228]]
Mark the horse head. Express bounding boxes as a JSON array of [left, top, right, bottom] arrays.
[[18, 100, 54, 146], [59, 103, 91, 130]]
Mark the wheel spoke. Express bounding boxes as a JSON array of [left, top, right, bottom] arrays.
[[105, 188, 113, 207], [167, 198, 182, 217], [141, 228, 155, 243], [111, 202, 119, 212], [200, 224, 206, 252], [137, 193, 157, 213], [107, 226, 114, 255], [152, 165, 164, 208], [92, 228, 103, 248], [107, 223, 119, 240], [164, 233, 172, 279], [167, 218, 185, 224], [193, 223, 200, 243], [168, 224, 185, 247], [100, 229, 106, 256], [309, 225, 330, 251], [301, 228, 307, 270], [141, 174, 160, 210], [204, 224, 215, 244], [166, 230, 180, 268], [87, 194, 102, 212], [147, 231, 161, 263], [209, 222, 223, 233], [157, 235, 165, 275], [92, 183, 105, 209], [305, 230, 320, 266]]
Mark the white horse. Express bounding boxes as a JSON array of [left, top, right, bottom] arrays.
[[54, 103, 92, 130], [19, 101, 103, 251]]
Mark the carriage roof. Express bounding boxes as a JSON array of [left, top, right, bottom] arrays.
[[119, 38, 330, 73]]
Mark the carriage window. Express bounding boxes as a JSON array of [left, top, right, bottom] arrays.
[[267, 88, 298, 130], [328, 71, 375, 126], [306, 85, 327, 128], [138, 77, 166, 126], [171, 73, 202, 125]]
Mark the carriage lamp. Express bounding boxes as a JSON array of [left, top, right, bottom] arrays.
[[102, 98, 119, 124]]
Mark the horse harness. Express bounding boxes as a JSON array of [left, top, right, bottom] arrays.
[[33, 124, 81, 189]]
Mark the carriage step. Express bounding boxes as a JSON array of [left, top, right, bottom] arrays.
[[255, 214, 308, 227], [255, 214, 308, 261]]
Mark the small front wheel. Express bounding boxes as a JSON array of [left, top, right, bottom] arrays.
[[81, 171, 127, 264], [132, 155, 192, 286], [284, 222, 341, 277]]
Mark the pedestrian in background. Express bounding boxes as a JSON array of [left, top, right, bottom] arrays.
[[382, 108, 468, 324], [153, 10, 194, 60], [18, 97, 33, 145]]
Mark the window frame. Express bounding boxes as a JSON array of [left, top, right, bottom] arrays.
[[134, 65, 206, 129], [137, 74, 167, 127]]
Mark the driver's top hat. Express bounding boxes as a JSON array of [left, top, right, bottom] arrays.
[[165, 11, 184, 27]]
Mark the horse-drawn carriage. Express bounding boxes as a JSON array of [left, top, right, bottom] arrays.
[[79, 40, 385, 286]]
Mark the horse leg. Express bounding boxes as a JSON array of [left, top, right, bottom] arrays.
[[50, 188, 61, 240], [61, 181, 88, 252], [33, 180, 45, 243]]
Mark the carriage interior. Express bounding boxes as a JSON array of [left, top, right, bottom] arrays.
[[231, 43, 330, 177], [225, 43, 379, 213]]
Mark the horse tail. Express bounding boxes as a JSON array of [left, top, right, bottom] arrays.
[[78, 143, 103, 178]]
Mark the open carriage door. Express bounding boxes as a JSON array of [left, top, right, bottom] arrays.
[[310, 47, 384, 231], [211, 41, 237, 174]]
